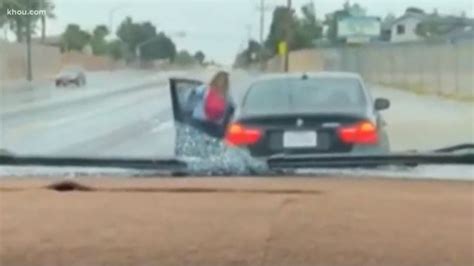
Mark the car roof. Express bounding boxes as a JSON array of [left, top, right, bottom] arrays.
[[253, 71, 363, 83]]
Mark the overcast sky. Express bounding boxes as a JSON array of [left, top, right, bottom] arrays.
[[8, 0, 474, 64]]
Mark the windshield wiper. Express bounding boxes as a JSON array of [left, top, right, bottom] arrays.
[[0, 153, 187, 172], [268, 144, 474, 169], [432, 143, 474, 153], [0, 149, 14, 156]]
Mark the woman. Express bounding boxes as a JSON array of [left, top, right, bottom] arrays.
[[176, 71, 235, 157], [187, 71, 235, 138], [175, 71, 267, 174]]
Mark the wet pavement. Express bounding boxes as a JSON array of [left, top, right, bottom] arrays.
[[0, 70, 473, 179]]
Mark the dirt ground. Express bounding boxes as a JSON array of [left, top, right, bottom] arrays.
[[0, 177, 473, 266]]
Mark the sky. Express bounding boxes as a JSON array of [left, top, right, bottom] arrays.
[[3, 0, 473, 64]]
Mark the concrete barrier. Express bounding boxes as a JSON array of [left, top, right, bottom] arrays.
[[0, 41, 125, 87], [266, 41, 474, 100], [0, 41, 61, 81], [61, 51, 125, 71]]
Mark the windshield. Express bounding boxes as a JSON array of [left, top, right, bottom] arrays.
[[1, 1, 473, 266], [0, 0, 473, 165], [242, 77, 367, 114]]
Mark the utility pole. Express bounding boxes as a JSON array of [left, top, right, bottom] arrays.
[[108, 9, 118, 38], [25, 0, 33, 81], [284, 0, 292, 72]]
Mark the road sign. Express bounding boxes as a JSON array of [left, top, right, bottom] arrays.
[[278, 41, 287, 57]]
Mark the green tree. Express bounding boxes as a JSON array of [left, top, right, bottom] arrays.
[[117, 17, 156, 52], [265, 6, 293, 54], [3, 0, 37, 42], [194, 51, 205, 65], [406, 7, 425, 14], [265, 4, 323, 55], [324, 8, 350, 44], [174, 50, 196, 65], [0, 3, 8, 28], [61, 24, 90, 52], [416, 14, 472, 39], [93, 25, 108, 38], [39, 0, 55, 43], [90, 24, 109, 55], [233, 39, 262, 67], [108, 39, 125, 60], [293, 3, 323, 49], [383, 13, 396, 25], [117, 17, 176, 61], [139, 32, 176, 61], [324, 2, 368, 44], [1, 0, 55, 43]]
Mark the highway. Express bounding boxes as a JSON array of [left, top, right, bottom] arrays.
[[1, 69, 473, 159]]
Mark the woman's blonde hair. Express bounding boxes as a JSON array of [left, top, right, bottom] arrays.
[[209, 71, 229, 97]]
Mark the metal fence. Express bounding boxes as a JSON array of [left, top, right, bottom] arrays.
[[320, 41, 474, 98]]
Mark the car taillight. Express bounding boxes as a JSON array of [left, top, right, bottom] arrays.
[[225, 123, 262, 146], [337, 121, 378, 144]]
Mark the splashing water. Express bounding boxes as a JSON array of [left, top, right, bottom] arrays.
[[174, 124, 268, 175]]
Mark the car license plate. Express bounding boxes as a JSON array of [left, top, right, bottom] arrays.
[[283, 131, 317, 148]]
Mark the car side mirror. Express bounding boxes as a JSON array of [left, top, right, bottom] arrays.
[[374, 98, 390, 111]]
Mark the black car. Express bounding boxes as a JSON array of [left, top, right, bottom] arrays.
[[170, 72, 391, 158], [55, 66, 87, 87]]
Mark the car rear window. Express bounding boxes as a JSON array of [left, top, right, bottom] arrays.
[[242, 77, 367, 114]]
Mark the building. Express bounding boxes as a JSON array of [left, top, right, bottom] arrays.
[[388, 12, 425, 43], [337, 16, 382, 44]]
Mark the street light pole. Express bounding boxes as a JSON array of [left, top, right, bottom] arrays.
[[109, 5, 127, 37]]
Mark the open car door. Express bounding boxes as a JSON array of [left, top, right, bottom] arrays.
[[169, 78, 204, 124], [169, 78, 236, 158], [169, 77, 235, 136]]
